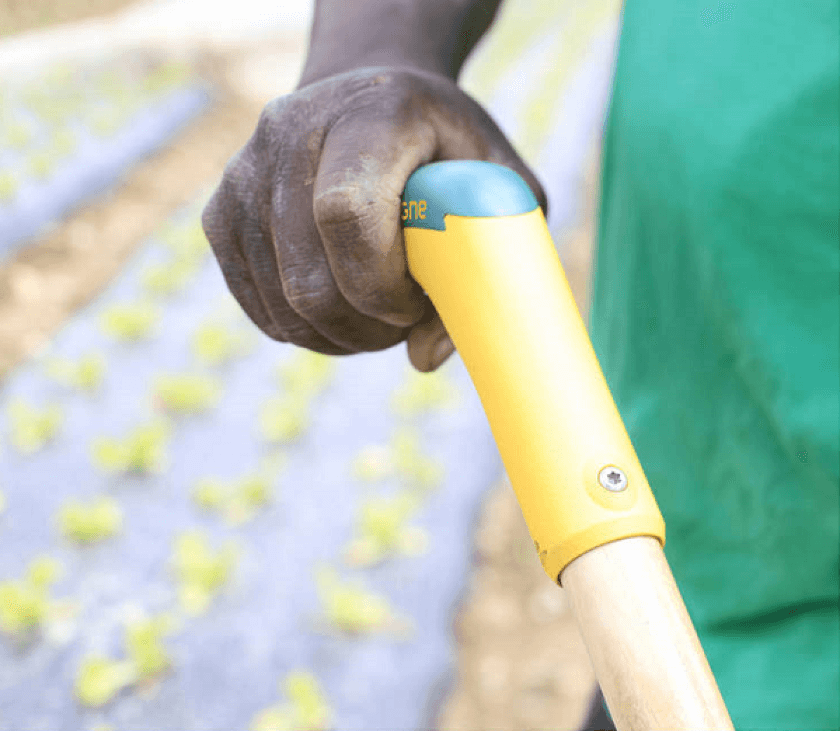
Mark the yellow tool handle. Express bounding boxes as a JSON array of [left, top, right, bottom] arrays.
[[401, 161, 734, 730]]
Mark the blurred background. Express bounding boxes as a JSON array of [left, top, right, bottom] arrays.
[[0, 0, 622, 728]]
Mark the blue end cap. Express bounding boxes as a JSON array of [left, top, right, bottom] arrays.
[[401, 160, 539, 230]]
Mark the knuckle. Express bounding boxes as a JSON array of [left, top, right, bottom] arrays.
[[283, 267, 336, 319], [313, 184, 371, 229]]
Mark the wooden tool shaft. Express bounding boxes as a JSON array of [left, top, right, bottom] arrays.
[[562, 536, 734, 730]]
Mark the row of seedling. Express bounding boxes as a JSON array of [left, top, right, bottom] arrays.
[[0, 200, 463, 727], [0, 57, 197, 206]]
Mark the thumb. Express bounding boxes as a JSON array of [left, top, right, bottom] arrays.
[[406, 299, 455, 373]]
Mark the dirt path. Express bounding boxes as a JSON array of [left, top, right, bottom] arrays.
[[0, 23, 605, 729]]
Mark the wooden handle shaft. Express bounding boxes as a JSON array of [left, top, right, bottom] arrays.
[[561, 536, 735, 730]]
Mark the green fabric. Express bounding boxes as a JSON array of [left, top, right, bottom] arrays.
[[589, 1, 840, 728]]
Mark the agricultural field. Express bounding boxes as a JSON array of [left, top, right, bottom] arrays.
[[0, 0, 621, 728], [0, 194, 510, 729], [0, 54, 211, 260]]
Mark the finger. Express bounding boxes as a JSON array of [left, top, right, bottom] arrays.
[[312, 107, 436, 330], [406, 299, 456, 373], [262, 105, 416, 353], [418, 71, 550, 217], [201, 169, 286, 342]]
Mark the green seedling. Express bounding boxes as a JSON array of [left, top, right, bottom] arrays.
[[74, 656, 136, 707], [344, 492, 428, 568], [74, 612, 174, 708], [193, 467, 281, 526], [277, 350, 335, 400], [0, 555, 62, 637], [51, 127, 76, 159], [6, 399, 63, 454], [100, 301, 160, 342], [192, 478, 226, 511], [0, 170, 17, 203], [45, 353, 105, 393], [58, 497, 122, 544], [141, 258, 197, 297], [390, 365, 461, 416], [351, 443, 393, 483], [158, 220, 209, 264], [89, 108, 125, 139], [28, 150, 54, 180], [4, 121, 31, 149], [259, 394, 309, 444], [192, 321, 254, 365], [171, 530, 238, 616], [96, 69, 127, 99], [251, 671, 332, 731], [44, 62, 76, 88], [124, 613, 173, 680], [92, 421, 170, 475], [389, 426, 445, 491], [314, 566, 394, 635], [142, 61, 191, 95], [153, 373, 221, 415]]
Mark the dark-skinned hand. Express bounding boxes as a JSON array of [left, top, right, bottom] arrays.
[[202, 65, 547, 372]]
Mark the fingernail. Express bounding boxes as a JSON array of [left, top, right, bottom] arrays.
[[429, 335, 453, 370]]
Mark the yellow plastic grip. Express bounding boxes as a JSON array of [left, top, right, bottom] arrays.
[[403, 209, 666, 584]]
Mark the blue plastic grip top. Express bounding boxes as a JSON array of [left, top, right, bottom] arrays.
[[401, 160, 539, 231]]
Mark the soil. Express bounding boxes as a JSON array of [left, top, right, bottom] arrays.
[[0, 30, 607, 731], [0, 0, 139, 37]]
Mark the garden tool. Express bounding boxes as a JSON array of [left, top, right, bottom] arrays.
[[401, 160, 735, 731]]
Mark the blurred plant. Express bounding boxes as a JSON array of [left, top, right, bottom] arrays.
[[75, 656, 135, 707], [75, 612, 174, 707], [350, 443, 393, 483], [124, 613, 174, 680], [314, 566, 395, 635], [344, 491, 428, 568], [192, 459, 285, 526], [153, 373, 221, 415], [0, 170, 17, 203], [158, 220, 208, 265], [192, 321, 255, 366], [51, 127, 77, 159], [4, 121, 31, 150], [250, 671, 332, 731], [0, 555, 62, 637], [58, 497, 122, 544], [171, 530, 238, 616], [259, 394, 309, 444], [6, 399, 62, 454], [390, 365, 460, 416], [96, 69, 127, 100], [91, 421, 170, 475], [142, 61, 191, 95], [277, 350, 336, 401], [44, 353, 105, 393], [89, 108, 124, 139], [0, 489, 5, 517], [100, 301, 160, 342], [389, 425, 444, 492], [141, 258, 196, 297], [28, 150, 54, 180]]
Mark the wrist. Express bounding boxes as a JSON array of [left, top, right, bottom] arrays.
[[296, 0, 502, 88]]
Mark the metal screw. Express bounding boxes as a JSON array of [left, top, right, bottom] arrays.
[[598, 465, 628, 492]]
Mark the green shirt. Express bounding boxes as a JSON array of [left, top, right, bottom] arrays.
[[590, 1, 839, 726]]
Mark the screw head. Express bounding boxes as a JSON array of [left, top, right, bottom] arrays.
[[598, 466, 628, 492]]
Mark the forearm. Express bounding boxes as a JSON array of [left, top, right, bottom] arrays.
[[297, 0, 504, 87]]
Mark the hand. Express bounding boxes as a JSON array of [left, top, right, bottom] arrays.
[[202, 65, 547, 372]]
